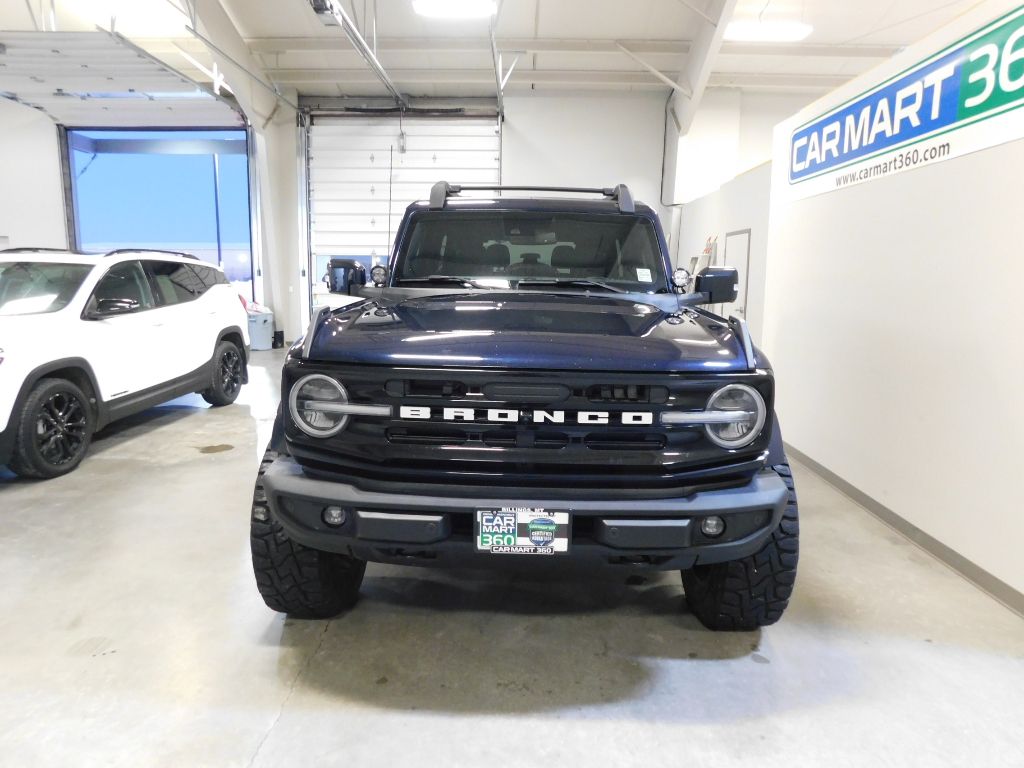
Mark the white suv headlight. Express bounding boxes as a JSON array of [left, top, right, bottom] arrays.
[[702, 384, 766, 449]]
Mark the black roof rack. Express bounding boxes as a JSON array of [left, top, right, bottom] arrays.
[[103, 248, 198, 260], [0, 247, 70, 254], [429, 181, 635, 214]]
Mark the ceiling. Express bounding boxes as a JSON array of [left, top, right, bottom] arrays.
[[0, 0, 985, 109], [219, 0, 981, 99]]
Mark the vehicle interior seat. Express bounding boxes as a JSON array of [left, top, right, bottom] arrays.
[[506, 252, 558, 277], [481, 243, 511, 273], [551, 244, 605, 278]]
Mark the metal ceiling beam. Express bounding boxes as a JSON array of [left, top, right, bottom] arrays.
[[242, 36, 899, 59], [615, 42, 692, 97], [309, 0, 408, 109], [500, 55, 519, 90], [246, 36, 692, 55], [721, 42, 899, 58], [265, 67, 844, 91], [669, 0, 737, 135], [186, 26, 297, 110], [672, 0, 719, 26], [708, 72, 849, 89], [662, 0, 736, 205], [489, 18, 503, 117]]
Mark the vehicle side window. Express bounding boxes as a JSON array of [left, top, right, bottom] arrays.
[[91, 261, 155, 310], [145, 260, 206, 305], [190, 264, 226, 289]]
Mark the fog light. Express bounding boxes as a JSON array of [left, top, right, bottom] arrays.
[[701, 515, 725, 538], [323, 506, 347, 527]]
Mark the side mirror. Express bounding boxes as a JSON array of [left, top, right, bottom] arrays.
[[694, 266, 738, 305], [326, 259, 366, 295], [87, 297, 140, 319]]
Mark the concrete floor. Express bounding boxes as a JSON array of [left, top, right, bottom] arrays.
[[1, 349, 1022, 768]]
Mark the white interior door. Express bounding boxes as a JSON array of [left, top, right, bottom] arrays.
[[721, 229, 751, 318], [307, 116, 501, 308]]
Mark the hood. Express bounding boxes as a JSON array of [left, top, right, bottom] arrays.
[[307, 293, 750, 373], [0, 312, 62, 352]]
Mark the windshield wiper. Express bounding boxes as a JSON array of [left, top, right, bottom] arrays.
[[397, 275, 489, 289], [516, 278, 625, 293]]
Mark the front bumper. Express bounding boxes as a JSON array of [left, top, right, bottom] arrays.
[[260, 456, 789, 571]]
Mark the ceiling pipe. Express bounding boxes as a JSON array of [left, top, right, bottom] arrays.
[[309, 0, 409, 109]]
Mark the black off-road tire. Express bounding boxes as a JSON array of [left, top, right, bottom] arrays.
[[682, 463, 799, 631], [202, 340, 244, 407], [250, 450, 366, 618], [9, 378, 94, 479]]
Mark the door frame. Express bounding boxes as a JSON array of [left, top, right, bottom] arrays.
[[723, 228, 752, 316]]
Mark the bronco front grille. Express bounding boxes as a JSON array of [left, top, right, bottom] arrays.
[[284, 363, 774, 495]]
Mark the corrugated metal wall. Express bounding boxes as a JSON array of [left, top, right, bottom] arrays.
[[308, 116, 501, 270]]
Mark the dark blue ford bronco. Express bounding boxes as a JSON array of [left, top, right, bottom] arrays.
[[250, 182, 798, 631]]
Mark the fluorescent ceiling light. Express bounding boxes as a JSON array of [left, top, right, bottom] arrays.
[[724, 20, 813, 43], [412, 0, 497, 19], [67, 0, 189, 36]]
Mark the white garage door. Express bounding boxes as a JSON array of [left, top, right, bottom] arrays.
[[308, 116, 501, 302]]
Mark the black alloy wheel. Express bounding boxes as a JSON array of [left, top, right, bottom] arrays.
[[34, 390, 89, 466], [9, 377, 95, 479], [220, 346, 243, 399], [202, 340, 245, 407]]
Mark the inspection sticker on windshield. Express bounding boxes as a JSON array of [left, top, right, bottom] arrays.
[[475, 508, 569, 555], [636, 268, 653, 282]]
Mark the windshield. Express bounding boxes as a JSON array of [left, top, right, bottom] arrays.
[[0, 261, 93, 316], [394, 212, 668, 292]]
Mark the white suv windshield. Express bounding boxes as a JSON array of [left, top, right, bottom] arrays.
[[0, 261, 93, 316], [394, 212, 669, 292]]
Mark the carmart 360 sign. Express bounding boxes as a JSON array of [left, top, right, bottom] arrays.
[[790, 5, 1024, 191]]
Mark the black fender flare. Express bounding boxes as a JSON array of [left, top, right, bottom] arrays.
[[268, 404, 288, 455], [11, 357, 109, 429], [766, 413, 786, 466]]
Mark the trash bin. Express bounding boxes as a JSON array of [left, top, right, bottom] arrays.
[[248, 310, 275, 351]]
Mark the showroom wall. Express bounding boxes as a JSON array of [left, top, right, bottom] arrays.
[[502, 92, 669, 222], [676, 163, 771, 344], [764, 0, 1024, 600], [0, 100, 68, 250], [672, 88, 812, 204]]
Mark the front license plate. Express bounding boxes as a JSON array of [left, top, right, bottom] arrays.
[[475, 508, 570, 555]]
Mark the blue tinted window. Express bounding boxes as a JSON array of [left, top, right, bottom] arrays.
[[68, 129, 253, 298]]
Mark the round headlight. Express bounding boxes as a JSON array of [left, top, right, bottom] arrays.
[[289, 374, 350, 437], [704, 384, 766, 449], [370, 265, 388, 285]]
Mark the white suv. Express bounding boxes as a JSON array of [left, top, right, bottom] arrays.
[[0, 248, 250, 478]]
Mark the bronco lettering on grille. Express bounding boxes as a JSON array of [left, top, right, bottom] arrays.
[[398, 406, 654, 425]]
